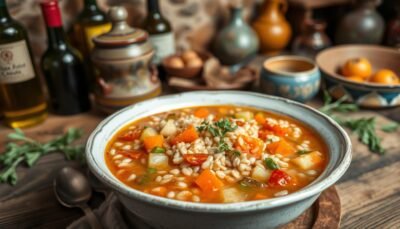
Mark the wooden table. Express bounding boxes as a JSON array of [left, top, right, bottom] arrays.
[[0, 93, 399, 228]]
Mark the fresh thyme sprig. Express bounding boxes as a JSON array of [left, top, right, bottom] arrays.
[[319, 91, 386, 155], [197, 119, 238, 153], [0, 128, 85, 185]]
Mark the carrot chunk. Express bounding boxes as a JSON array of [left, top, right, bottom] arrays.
[[266, 139, 295, 156], [195, 169, 224, 193], [254, 113, 266, 125], [194, 108, 210, 118], [150, 187, 167, 197], [171, 125, 199, 145], [143, 135, 164, 152]]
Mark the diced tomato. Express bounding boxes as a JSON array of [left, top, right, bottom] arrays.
[[118, 129, 141, 141], [235, 135, 263, 159], [268, 169, 292, 187], [183, 154, 209, 165], [258, 129, 272, 141], [117, 150, 144, 159], [263, 123, 288, 136]]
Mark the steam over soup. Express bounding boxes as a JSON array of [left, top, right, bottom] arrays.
[[105, 106, 328, 203]]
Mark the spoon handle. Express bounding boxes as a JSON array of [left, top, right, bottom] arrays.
[[80, 204, 103, 229]]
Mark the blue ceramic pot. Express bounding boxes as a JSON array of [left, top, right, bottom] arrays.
[[260, 56, 321, 102]]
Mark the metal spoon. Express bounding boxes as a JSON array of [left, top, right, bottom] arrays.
[[54, 167, 102, 229]]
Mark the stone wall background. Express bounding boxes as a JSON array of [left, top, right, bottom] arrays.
[[6, 0, 257, 65]]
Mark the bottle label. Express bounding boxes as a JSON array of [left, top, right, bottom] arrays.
[[0, 40, 35, 84], [84, 23, 112, 51], [149, 32, 176, 64]]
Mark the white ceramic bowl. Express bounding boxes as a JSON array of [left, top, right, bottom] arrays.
[[86, 91, 352, 229]]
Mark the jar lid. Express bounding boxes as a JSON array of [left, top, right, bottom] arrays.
[[93, 6, 148, 47]]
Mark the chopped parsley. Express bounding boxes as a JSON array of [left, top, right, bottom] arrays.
[[264, 158, 279, 170]]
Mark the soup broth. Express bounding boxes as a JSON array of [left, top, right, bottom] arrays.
[[105, 106, 328, 203]]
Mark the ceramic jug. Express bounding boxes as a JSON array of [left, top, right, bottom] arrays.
[[212, 6, 259, 65], [292, 19, 331, 59], [91, 7, 161, 113], [335, 0, 384, 44], [252, 0, 292, 54]]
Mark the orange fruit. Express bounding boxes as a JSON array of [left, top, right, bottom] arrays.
[[346, 76, 365, 82], [341, 57, 372, 79], [369, 69, 399, 85]]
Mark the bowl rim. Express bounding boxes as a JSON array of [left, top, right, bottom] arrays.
[[316, 45, 400, 89], [86, 91, 352, 213], [262, 55, 319, 77]]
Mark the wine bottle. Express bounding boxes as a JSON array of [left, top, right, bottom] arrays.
[[70, 0, 111, 58], [0, 0, 47, 128], [142, 0, 176, 64], [40, 0, 91, 115]]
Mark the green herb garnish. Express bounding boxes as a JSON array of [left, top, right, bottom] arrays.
[[151, 146, 165, 154], [229, 150, 241, 157], [297, 150, 312, 155], [198, 119, 237, 153], [264, 158, 279, 170], [0, 128, 84, 185], [381, 122, 399, 133]]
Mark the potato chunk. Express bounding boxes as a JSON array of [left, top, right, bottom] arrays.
[[161, 120, 177, 137], [251, 165, 271, 182], [222, 187, 247, 203], [292, 151, 323, 170], [148, 153, 169, 170]]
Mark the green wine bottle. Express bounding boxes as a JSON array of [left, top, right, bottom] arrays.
[[40, 0, 91, 115], [142, 0, 176, 64], [71, 0, 111, 58], [0, 0, 47, 128]]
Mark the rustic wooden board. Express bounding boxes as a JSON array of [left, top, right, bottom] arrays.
[[281, 186, 340, 229]]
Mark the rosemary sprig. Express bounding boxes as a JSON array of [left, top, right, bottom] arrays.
[[0, 128, 85, 185], [381, 122, 399, 133], [319, 91, 385, 155]]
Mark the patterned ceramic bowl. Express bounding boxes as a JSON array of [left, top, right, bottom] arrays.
[[316, 45, 400, 108], [86, 91, 351, 229], [260, 56, 321, 102]]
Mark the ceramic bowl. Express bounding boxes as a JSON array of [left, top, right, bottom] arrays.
[[162, 52, 209, 78], [260, 56, 321, 102], [316, 45, 400, 108], [86, 91, 351, 229]]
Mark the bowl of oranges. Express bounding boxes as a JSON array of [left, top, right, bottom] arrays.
[[316, 45, 400, 108]]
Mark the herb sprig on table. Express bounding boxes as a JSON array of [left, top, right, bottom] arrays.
[[319, 91, 398, 155], [0, 128, 85, 185]]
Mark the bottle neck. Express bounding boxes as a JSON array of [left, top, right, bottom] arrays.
[[147, 0, 162, 19], [0, 0, 11, 22], [47, 26, 67, 50], [230, 7, 244, 25], [41, 1, 67, 50], [84, 0, 100, 12]]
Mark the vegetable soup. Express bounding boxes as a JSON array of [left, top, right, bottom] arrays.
[[105, 106, 328, 203]]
